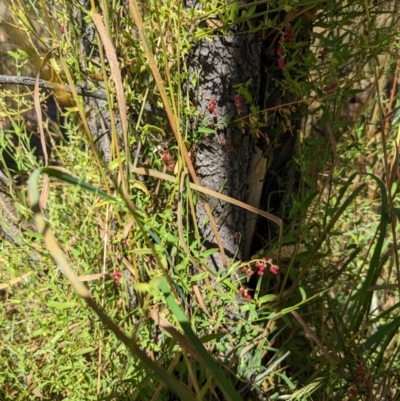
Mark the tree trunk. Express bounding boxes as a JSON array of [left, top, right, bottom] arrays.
[[185, 3, 311, 270], [185, 11, 261, 270]]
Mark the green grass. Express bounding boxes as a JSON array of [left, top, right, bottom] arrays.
[[0, 0, 399, 400]]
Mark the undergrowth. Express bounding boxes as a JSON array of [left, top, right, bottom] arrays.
[[0, 0, 399, 400]]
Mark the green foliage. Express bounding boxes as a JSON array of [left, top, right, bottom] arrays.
[[0, 0, 399, 400]]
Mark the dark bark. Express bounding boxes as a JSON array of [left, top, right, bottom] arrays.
[[184, 4, 311, 270], [186, 23, 261, 270], [251, 19, 311, 256]]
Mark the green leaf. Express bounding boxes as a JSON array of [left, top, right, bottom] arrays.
[[351, 174, 389, 332], [221, 277, 237, 292], [73, 347, 97, 356], [47, 300, 77, 309], [228, 0, 239, 22], [302, 146, 310, 164], [37, 168, 117, 203], [143, 124, 166, 136], [247, 4, 257, 17], [359, 316, 400, 353], [108, 157, 126, 170], [201, 247, 219, 258], [197, 127, 216, 134], [200, 332, 226, 343], [258, 294, 278, 305], [190, 272, 209, 282]]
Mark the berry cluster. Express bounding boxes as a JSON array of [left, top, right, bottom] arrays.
[[323, 83, 338, 92], [317, 47, 328, 60], [112, 268, 122, 285], [241, 257, 280, 278], [277, 25, 295, 70], [348, 351, 371, 398], [161, 149, 176, 170], [282, 25, 295, 44], [277, 58, 286, 70], [316, 48, 338, 93], [208, 97, 217, 115], [237, 258, 281, 301], [238, 287, 252, 300], [233, 95, 243, 113]]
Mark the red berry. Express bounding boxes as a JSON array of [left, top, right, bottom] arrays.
[[348, 387, 358, 396], [278, 58, 286, 70], [323, 83, 338, 92], [269, 265, 280, 275], [162, 153, 172, 163], [208, 97, 218, 114], [233, 95, 243, 111], [112, 268, 122, 285]]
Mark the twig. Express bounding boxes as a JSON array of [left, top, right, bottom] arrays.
[[0, 74, 107, 100], [0, 74, 166, 116]]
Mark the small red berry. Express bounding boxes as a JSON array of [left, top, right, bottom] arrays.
[[323, 83, 338, 92], [244, 293, 252, 300], [269, 265, 280, 275], [112, 268, 122, 285], [233, 95, 243, 112], [283, 26, 295, 43], [208, 97, 218, 115], [278, 58, 286, 70], [348, 387, 358, 397], [161, 153, 172, 163]]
